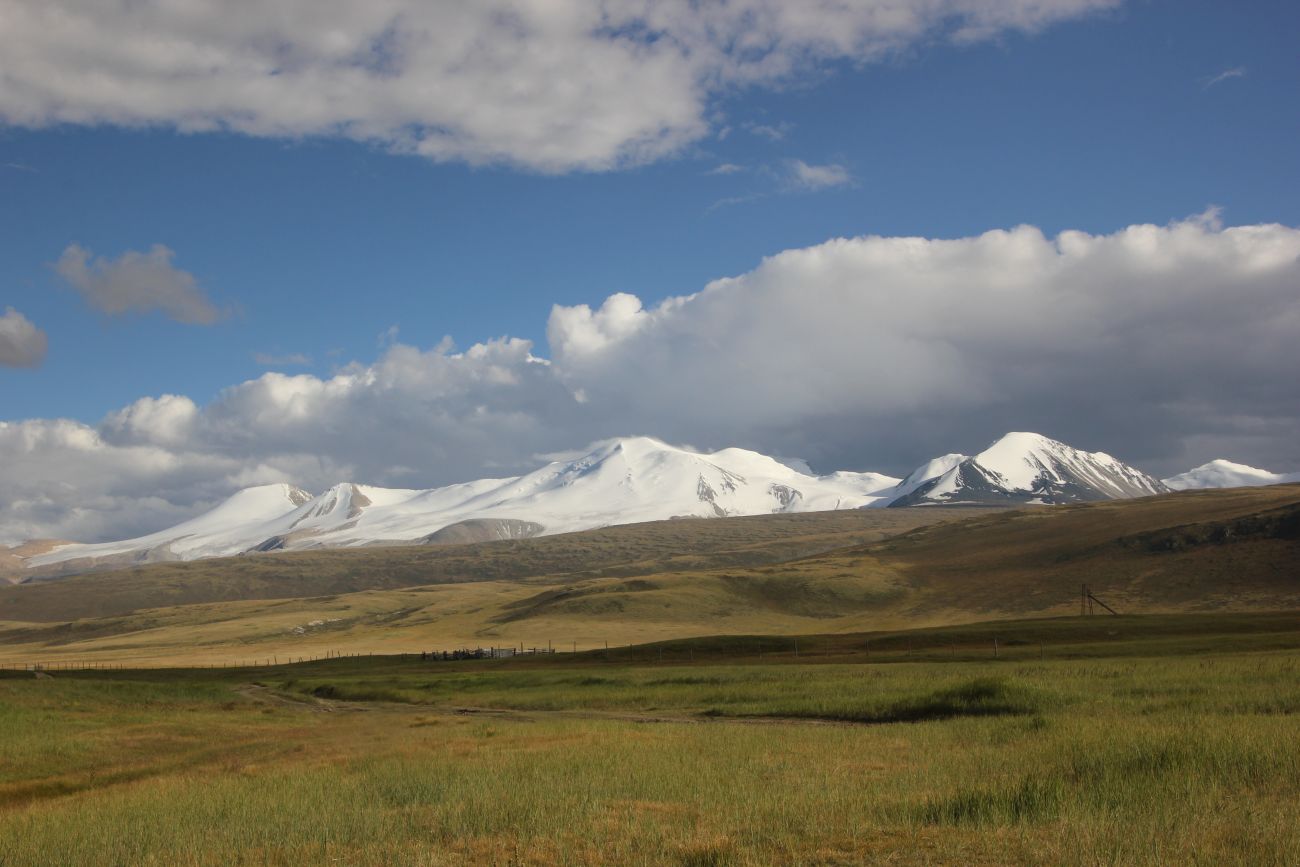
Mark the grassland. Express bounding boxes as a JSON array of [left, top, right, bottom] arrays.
[[2, 489, 1295, 863], [1, 614, 1298, 865], [0, 485, 1296, 667], [3, 508, 987, 619]]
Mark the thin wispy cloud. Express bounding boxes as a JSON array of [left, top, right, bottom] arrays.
[[1202, 66, 1246, 89], [707, 163, 745, 176], [706, 159, 852, 211], [745, 121, 793, 142], [3, 162, 38, 173], [252, 352, 312, 367], [786, 160, 853, 191], [705, 192, 770, 213]]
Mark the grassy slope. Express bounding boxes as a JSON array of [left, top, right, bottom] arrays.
[[781, 482, 1300, 623], [0, 486, 1297, 665], [1, 616, 1298, 866], [731, 484, 1300, 624], [0, 508, 988, 622]]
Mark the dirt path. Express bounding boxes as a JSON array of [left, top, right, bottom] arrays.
[[233, 683, 362, 713], [452, 705, 869, 728], [234, 682, 871, 728]]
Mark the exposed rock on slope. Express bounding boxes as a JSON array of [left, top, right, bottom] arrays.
[[422, 519, 545, 545]]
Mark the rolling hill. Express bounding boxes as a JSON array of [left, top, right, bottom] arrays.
[[0, 484, 1296, 666]]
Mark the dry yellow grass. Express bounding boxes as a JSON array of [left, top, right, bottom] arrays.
[[1, 486, 1296, 667], [1, 622, 1298, 866]]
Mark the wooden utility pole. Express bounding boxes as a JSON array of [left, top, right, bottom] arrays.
[[1080, 584, 1119, 616]]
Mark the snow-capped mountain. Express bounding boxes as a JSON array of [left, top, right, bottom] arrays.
[[22, 483, 313, 568], [887, 453, 967, 501], [23, 431, 1249, 576], [1163, 460, 1300, 491], [889, 432, 1168, 507], [26, 437, 902, 573]]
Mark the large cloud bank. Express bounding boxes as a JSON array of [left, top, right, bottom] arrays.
[[0, 0, 1116, 172], [3, 215, 1299, 543]]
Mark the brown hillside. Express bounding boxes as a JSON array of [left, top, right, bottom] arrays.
[[1, 487, 1295, 666], [0, 507, 992, 623]]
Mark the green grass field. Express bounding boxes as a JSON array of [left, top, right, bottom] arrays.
[[2, 613, 1298, 866], [1, 489, 1297, 863]]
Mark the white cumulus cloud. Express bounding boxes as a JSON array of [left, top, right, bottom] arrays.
[[0, 307, 47, 367], [0, 0, 1119, 173], [4, 214, 1299, 544], [55, 244, 223, 324]]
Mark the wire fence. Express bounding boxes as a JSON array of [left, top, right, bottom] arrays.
[[0, 634, 1056, 672]]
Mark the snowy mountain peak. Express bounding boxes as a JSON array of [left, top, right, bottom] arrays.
[[581, 435, 680, 461], [209, 483, 314, 517], [890, 432, 1167, 507], [891, 453, 967, 500], [973, 432, 1127, 491], [28, 481, 318, 569], [24, 431, 1195, 577], [1163, 460, 1300, 491], [25, 437, 901, 575]]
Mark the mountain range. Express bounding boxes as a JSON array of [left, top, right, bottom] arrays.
[[9, 431, 1297, 578]]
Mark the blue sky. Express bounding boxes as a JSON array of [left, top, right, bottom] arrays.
[[2, 0, 1299, 541], [4, 0, 1295, 419]]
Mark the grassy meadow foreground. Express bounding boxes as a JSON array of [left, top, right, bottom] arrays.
[[0, 487, 1297, 864], [1, 614, 1299, 866]]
